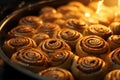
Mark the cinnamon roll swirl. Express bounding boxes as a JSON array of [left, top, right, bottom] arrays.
[[53, 28, 83, 50], [8, 25, 36, 38], [107, 35, 120, 51], [38, 38, 71, 56], [38, 67, 74, 80], [104, 70, 120, 80], [11, 47, 49, 73], [2, 36, 37, 57], [71, 56, 108, 80], [64, 18, 88, 33], [76, 35, 110, 59], [49, 50, 75, 70], [37, 23, 61, 37], [106, 48, 120, 71], [19, 16, 43, 29], [109, 21, 120, 35], [32, 33, 49, 45], [83, 24, 111, 40]]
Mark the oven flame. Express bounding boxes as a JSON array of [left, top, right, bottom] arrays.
[[96, 0, 104, 14]]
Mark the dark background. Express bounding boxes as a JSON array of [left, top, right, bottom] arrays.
[[0, 0, 41, 21]]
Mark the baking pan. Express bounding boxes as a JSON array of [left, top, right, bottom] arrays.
[[0, 0, 90, 80]]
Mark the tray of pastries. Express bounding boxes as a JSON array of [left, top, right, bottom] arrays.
[[0, 0, 120, 80]]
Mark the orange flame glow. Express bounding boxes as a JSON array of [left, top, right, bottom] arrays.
[[96, 0, 104, 14]]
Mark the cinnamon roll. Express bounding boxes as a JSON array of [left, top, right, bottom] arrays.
[[19, 16, 43, 29], [68, 1, 94, 15], [40, 6, 57, 14], [39, 12, 63, 22], [49, 50, 75, 70], [2, 36, 37, 57], [106, 48, 120, 71], [71, 56, 108, 80], [64, 18, 88, 33], [37, 23, 61, 37], [107, 35, 120, 51], [53, 19, 65, 28], [11, 47, 49, 73], [63, 11, 84, 20], [76, 35, 110, 59], [32, 33, 49, 45], [57, 5, 78, 14], [38, 38, 71, 56], [53, 28, 83, 50], [109, 21, 120, 35], [104, 70, 120, 80], [38, 67, 74, 80], [8, 25, 36, 38], [83, 24, 111, 40]]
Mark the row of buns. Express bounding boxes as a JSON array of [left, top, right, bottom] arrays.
[[2, 1, 120, 80]]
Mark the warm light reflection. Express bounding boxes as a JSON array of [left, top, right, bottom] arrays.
[[96, 0, 104, 14], [85, 13, 91, 17], [118, 0, 120, 6]]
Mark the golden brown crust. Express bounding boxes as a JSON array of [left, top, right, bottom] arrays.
[[68, 1, 87, 8], [8, 25, 36, 38], [76, 35, 110, 59], [63, 18, 88, 33], [109, 22, 120, 35], [11, 47, 49, 73], [62, 12, 84, 20], [49, 50, 75, 70], [107, 35, 120, 51], [57, 5, 78, 14], [83, 24, 111, 40], [32, 33, 49, 45], [71, 56, 108, 80], [40, 6, 57, 14], [38, 38, 71, 56], [53, 28, 83, 50], [2, 36, 37, 57], [39, 12, 63, 23], [105, 70, 120, 80], [19, 16, 43, 29], [106, 48, 120, 71], [37, 23, 61, 37], [38, 67, 74, 80], [53, 19, 65, 28]]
